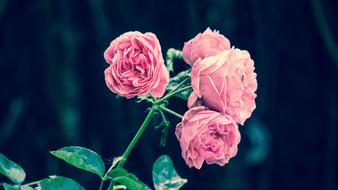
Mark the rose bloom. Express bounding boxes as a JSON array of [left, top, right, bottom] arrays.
[[104, 31, 169, 98], [188, 49, 257, 125], [176, 106, 241, 169], [182, 28, 231, 66]]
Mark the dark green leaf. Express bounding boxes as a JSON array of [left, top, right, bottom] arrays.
[[113, 175, 151, 190], [2, 183, 20, 190], [166, 69, 192, 100], [37, 175, 85, 190], [107, 168, 129, 179], [22, 186, 34, 190], [107, 168, 151, 190], [168, 70, 191, 86], [152, 155, 187, 190], [50, 146, 105, 177], [170, 89, 191, 100], [0, 153, 26, 184]]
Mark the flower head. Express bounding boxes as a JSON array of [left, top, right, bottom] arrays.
[[104, 31, 169, 98], [176, 106, 241, 169], [182, 28, 231, 66], [188, 49, 257, 125]]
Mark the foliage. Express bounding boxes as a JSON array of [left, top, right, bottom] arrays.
[[0, 153, 25, 184], [37, 176, 85, 190], [50, 146, 105, 177], [165, 69, 192, 100], [152, 155, 187, 190], [1, 48, 190, 190]]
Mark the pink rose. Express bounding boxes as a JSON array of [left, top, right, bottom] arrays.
[[188, 49, 257, 125], [182, 28, 231, 66], [176, 106, 240, 169], [104, 31, 169, 98]]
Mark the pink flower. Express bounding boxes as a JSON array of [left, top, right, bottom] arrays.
[[176, 106, 241, 169], [182, 28, 231, 66], [188, 49, 257, 125], [104, 31, 169, 98]]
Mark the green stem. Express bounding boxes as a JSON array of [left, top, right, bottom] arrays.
[[118, 107, 156, 167], [160, 106, 183, 119], [158, 109, 169, 126], [102, 80, 189, 189], [108, 157, 124, 179], [158, 108, 170, 147], [168, 77, 189, 94], [158, 85, 192, 104], [99, 180, 104, 190], [105, 107, 157, 189]]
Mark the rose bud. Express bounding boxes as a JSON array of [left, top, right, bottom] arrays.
[[182, 28, 231, 66], [175, 106, 241, 169], [189, 49, 257, 125], [104, 31, 169, 98]]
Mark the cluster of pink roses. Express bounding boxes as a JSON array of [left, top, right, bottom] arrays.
[[103, 28, 257, 170], [177, 28, 257, 169]]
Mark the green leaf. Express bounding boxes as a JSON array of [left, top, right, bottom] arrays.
[[168, 70, 190, 86], [0, 153, 26, 184], [166, 69, 192, 100], [37, 175, 85, 190], [2, 184, 33, 190], [22, 186, 34, 190], [50, 146, 105, 177], [113, 175, 151, 190], [152, 155, 187, 190], [107, 168, 151, 190], [2, 183, 20, 190], [107, 168, 129, 179]]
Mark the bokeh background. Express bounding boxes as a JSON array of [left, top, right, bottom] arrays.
[[1, 0, 338, 189]]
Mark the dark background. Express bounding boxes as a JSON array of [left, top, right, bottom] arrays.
[[1, 0, 338, 189]]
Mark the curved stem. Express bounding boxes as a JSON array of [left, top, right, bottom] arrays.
[[99, 180, 104, 190], [168, 77, 189, 94], [103, 81, 189, 189], [118, 108, 156, 167], [158, 109, 169, 126], [158, 108, 170, 147], [160, 106, 183, 119], [158, 86, 192, 104], [105, 107, 157, 189]]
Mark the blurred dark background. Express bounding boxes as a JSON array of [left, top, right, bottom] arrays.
[[1, 0, 338, 189]]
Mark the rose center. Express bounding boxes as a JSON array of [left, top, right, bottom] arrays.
[[119, 51, 150, 84], [200, 129, 224, 152]]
